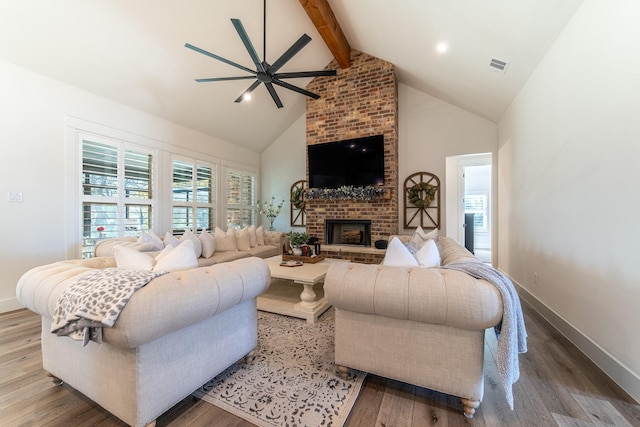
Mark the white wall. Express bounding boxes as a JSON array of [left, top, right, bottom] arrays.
[[398, 84, 497, 234], [0, 59, 259, 312], [498, 0, 640, 400], [260, 114, 307, 233], [260, 83, 497, 239]]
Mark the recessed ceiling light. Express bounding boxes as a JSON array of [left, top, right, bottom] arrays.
[[243, 93, 252, 101], [436, 42, 448, 53]]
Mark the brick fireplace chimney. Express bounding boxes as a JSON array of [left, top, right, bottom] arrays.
[[305, 50, 399, 244]]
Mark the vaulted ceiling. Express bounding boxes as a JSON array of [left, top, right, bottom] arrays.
[[0, 0, 583, 152]]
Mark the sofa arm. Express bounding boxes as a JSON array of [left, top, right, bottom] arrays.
[[263, 231, 285, 250], [324, 262, 502, 330]]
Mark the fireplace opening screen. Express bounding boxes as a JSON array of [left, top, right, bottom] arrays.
[[325, 219, 372, 246]]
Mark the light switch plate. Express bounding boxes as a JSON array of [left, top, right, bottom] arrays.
[[8, 192, 24, 203]]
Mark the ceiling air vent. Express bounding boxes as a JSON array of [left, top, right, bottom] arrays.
[[489, 57, 509, 73]]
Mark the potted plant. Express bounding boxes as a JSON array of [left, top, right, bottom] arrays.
[[287, 231, 309, 256]]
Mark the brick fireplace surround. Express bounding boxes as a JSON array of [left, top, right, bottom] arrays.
[[305, 49, 398, 264]]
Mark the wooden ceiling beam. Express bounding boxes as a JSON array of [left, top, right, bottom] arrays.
[[299, 0, 351, 69]]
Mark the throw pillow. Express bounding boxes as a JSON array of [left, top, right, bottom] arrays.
[[114, 245, 153, 271], [382, 237, 419, 267], [137, 229, 164, 251], [180, 229, 203, 258], [215, 227, 238, 252], [248, 225, 258, 247], [199, 229, 216, 258], [236, 226, 251, 251], [256, 225, 265, 246], [406, 226, 439, 254], [153, 240, 198, 272], [163, 232, 180, 248], [414, 238, 441, 268]]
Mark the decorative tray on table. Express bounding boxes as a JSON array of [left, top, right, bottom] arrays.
[[281, 254, 325, 264], [279, 260, 304, 267]]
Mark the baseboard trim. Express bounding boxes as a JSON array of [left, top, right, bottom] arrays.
[[515, 283, 640, 404], [0, 296, 25, 314]]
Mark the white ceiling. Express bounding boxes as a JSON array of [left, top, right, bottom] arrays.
[[0, 0, 583, 152]]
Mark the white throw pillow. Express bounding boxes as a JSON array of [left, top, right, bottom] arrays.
[[199, 229, 216, 258], [153, 240, 198, 272], [137, 229, 164, 251], [256, 225, 265, 246], [114, 245, 153, 271], [163, 232, 180, 248], [236, 226, 251, 251], [215, 227, 238, 252], [248, 225, 258, 248], [180, 229, 203, 258], [406, 226, 439, 254], [382, 237, 419, 267], [414, 238, 441, 268]]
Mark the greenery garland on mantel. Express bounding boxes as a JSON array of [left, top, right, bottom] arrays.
[[305, 185, 388, 201]]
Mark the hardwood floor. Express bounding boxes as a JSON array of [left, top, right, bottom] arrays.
[[1, 302, 638, 427]]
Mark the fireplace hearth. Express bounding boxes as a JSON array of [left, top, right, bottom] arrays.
[[325, 219, 372, 247]]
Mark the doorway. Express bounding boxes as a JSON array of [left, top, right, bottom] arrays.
[[445, 153, 492, 264]]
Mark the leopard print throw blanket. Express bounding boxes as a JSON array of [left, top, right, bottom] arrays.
[[51, 268, 166, 346]]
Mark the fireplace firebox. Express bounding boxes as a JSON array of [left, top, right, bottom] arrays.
[[325, 219, 372, 247]]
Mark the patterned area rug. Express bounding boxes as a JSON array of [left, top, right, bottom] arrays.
[[193, 308, 365, 427]]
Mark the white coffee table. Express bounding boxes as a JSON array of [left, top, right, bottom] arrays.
[[259, 255, 347, 323]]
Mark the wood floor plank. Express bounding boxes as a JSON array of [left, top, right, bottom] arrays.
[[1, 302, 639, 426]]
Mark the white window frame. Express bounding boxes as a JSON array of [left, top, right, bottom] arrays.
[[77, 132, 158, 258], [170, 155, 217, 234], [224, 167, 258, 229]]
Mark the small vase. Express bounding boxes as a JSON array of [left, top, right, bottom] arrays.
[[292, 247, 303, 256]]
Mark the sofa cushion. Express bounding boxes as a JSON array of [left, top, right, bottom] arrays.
[[236, 226, 251, 251], [179, 229, 203, 258], [199, 249, 250, 266], [414, 239, 441, 268], [406, 226, 438, 254], [199, 229, 216, 258], [215, 227, 238, 252], [248, 225, 258, 247], [163, 232, 180, 248], [153, 240, 199, 272], [247, 245, 280, 259], [138, 230, 164, 251], [256, 226, 265, 245], [382, 237, 419, 267], [114, 245, 154, 271]]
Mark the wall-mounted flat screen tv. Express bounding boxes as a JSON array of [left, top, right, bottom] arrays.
[[307, 135, 385, 188]]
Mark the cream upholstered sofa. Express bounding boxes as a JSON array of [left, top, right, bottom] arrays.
[[324, 236, 503, 418], [94, 228, 286, 266], [16, 256, 271, 427]]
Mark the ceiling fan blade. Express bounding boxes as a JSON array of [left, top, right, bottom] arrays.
[[196, 76, 257, 82], [185, 43, 256, 75], [272, 79, 320, 99], [274, 70, 337, 79], [230, 18, 266, 74], [264, 83, 284, 108], [234, 80, 262, 103], [268, 34, 312, 74]]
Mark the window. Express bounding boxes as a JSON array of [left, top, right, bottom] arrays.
[[80, 136, 155, 258], [171, 159, 215, 234], [464, 193, 488, 232], [226, 169, 257, 229]]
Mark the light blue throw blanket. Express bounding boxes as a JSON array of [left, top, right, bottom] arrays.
[[444, 262, 527, 409]]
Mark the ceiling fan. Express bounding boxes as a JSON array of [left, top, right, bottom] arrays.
[[185, 0, 336, 108]]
